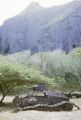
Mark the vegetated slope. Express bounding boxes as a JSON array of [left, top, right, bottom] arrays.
[[1, 48, 81, 91], [0, 1, 81, 53], [0, 53, 55, 94]]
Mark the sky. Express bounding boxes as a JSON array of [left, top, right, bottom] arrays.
[[0, 0, 74, 25]]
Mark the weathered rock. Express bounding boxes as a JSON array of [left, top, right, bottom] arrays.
[[0, 1, 81, 53]]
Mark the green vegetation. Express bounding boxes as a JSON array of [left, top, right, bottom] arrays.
[[0, 62, 54, 103], [0, 48, 81, 103]]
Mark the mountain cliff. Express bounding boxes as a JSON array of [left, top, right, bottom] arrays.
[[0, 1, 81, 54]]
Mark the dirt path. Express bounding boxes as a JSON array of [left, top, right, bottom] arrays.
[[0, 109, 81, 120], [0, 96, 81, 120]]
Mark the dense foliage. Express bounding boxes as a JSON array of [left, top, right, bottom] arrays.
[[0, 62, 54, 102], [0, 48, 81, 102]]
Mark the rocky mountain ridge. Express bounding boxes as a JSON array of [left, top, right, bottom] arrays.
[[0, 1, 81, 53]]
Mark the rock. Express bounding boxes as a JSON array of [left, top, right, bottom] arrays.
[[0, 1, 81, 54]]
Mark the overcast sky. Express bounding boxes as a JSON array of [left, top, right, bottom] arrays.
[[0, 0, 74, 25]]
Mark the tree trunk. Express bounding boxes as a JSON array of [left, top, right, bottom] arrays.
[[0, 87, 8, 104], [0, 84, 12, 104], [0, 93, 6, 104]]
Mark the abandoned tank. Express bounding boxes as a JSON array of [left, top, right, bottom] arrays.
[[13, 85, 80, 111]]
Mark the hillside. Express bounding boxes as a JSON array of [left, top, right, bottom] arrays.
[[0, 48, 81, 92], [0, 1, 81, 53]]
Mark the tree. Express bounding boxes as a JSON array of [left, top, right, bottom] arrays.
[[0, 67, 26, 104], [64, 72, 81, 91]]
